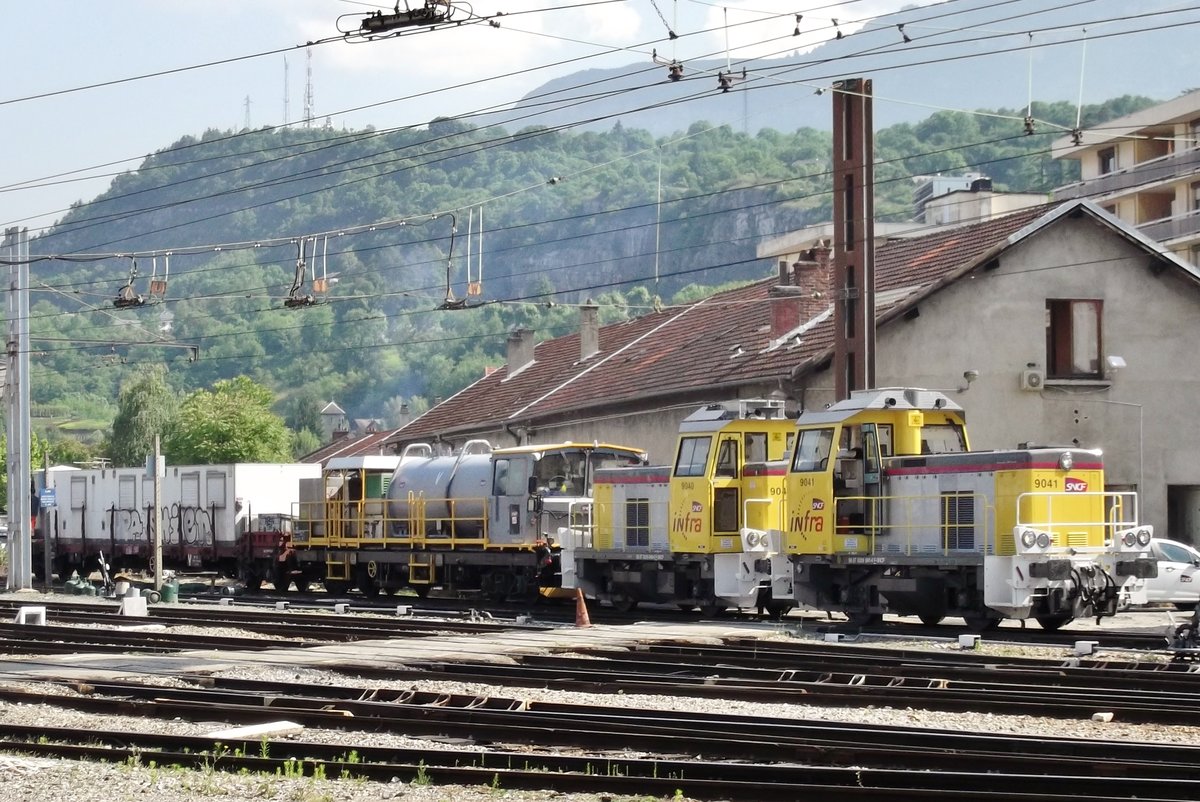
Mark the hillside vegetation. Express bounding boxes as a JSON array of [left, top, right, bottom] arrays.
[[30, 95, 1153, 454]]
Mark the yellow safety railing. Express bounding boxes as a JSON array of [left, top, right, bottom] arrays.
[[830, 492, 998, 557], [1015, 490, 1140, 550]]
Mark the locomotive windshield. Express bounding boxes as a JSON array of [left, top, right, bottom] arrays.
[[674, 436, 712, 477], [531, 447, 644, 496], [791, 428, 835, 472]]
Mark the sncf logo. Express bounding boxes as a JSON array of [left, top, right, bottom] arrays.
[[1064, 477, 1089, 493], [811, 499, 826, 511]]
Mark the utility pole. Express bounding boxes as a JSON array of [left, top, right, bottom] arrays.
[[42, 451, 52, 590], [152, 435, 163, 591], [4, 226, 32, 590], [831, 78, 876, 401]]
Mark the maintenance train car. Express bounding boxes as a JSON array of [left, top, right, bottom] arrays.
[[40, 462, 320, 584], [288, 442, 646, 599], [566, 389, 1157, 629]]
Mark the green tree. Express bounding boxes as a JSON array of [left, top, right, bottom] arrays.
[[285, 392, 323, 439], [165, 376, 291, 464], [107, 367, 178, 468], [291, 428, 321, 460]]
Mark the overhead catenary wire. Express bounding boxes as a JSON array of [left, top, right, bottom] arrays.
[[11, 0, 1190, 241], [0, 0, 1156, 226], [18, 129, 1133, 358], [7, 3, 1190, 357], [32, 0, 1195, 247]]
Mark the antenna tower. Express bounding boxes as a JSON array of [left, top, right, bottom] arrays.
[[243, 95, 251, 130], [303, 48, 314, 128], [283, 56, 290, 125]]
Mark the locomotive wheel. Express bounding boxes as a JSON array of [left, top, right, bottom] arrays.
[[1035, 613, 1074, 631], [324, 580, 351, 595], [1175, 602, 1198, 612], [481, 571, 513, 603], [699, 599, 726, 617], [918, 614, 944, 626], [764, 601, 794, 621], [245, 574, 263, 593], [963, 612, 1003, 632], [848, 611, 884, 627], [611, 596, 638, 614], [355, 565, 379, 598]]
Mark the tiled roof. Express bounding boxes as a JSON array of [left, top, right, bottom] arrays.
[[387, 201, 1093, 443], [301, 430, 398, 464]]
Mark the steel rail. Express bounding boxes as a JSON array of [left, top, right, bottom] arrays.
[[12, 680, 1200, 769], [349, 657, 1200, 725], [0, 725, 1182, 802], [0, 684, 1195, 799], [550, 648, 1200, 694]]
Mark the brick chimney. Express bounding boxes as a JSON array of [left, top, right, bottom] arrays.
[[506, 328, 535, 375], [769, 243, 833, 337], [579, 299, 599, 361]]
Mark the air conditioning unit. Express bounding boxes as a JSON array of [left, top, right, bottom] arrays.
[[1019, 369, 1045, 391]]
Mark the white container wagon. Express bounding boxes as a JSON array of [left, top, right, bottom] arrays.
[[44, 463, 320, 582]]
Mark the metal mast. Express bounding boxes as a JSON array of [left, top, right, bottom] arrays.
[[4, 226, 32, 590], [831, 78, 876, 401]]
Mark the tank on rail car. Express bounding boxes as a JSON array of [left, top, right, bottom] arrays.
[[774, 387, 1157, 630], [289, 442, 646, 600], [41, 462, 320, 583], [566, 399, 797, 615]]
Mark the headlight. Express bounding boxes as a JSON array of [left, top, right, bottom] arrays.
[[1036, 532, 1052, 549], [1059, 451, 1073, 471], [1020, 529, 1037, 548], [1137, 528, 1152, 547], [1122, 531, 1138, 548], [745, 531, 761, 549]]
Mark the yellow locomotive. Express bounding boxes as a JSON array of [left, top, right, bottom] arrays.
[[572, 399, 796, 614], [778, 387, 1155, 629], [570, 389, 1156, 629]]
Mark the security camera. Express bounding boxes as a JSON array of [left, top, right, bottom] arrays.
[[963, 370, 979, 383]]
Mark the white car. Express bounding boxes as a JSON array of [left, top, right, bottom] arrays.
[[1144, 538, 1200, 611]]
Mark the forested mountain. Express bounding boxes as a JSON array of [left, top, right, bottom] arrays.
[[29, 95, 1154, 447]]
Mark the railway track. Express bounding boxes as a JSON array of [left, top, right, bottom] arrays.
[[0, 678, 1195, 801]]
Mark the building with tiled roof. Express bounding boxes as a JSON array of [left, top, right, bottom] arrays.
[[300, 429, 398, 465], [388, 199, 1200, 538]]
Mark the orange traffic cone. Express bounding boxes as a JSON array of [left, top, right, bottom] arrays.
[[574, 587, 592, 628]]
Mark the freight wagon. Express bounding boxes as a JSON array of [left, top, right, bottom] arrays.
[[41, 462, 320, 583]]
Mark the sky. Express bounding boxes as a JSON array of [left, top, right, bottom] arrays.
[[1, 0, 920, 236]]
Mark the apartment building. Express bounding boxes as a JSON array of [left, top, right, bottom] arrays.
[[1053, 90, 1200, 262]]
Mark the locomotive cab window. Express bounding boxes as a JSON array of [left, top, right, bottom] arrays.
[[675, 436, 712, 477], [533, 452, 580, 495], [715, 438, 739, 478], [791, 428, 835, 472], [744, 432, 768, 463], [920, 423, 967, 454], [493, 458, 527, 496]]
